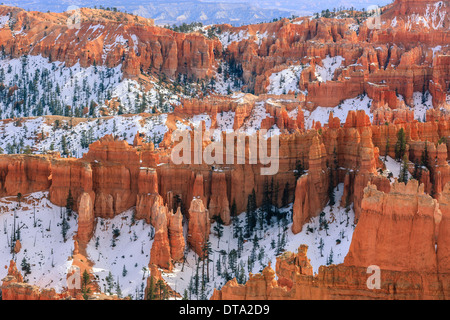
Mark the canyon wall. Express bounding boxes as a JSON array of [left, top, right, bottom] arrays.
[[0, 6, 221, 80]]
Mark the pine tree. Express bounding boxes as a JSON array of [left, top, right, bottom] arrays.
[[66, 189, 74, 217], [413, 158, 422, 181], [237, 263, 246, 284], [328, 167, 335, 206], [245, 192, 256, 238], [395, 128, 406, 161], [327, 248, 334, 265], [156, 279, 165, 300], [147, 276, 156, 300], [17, 193, 22, 207], [399, 154, 409, 183], [81, 269, 91, 299], [21, 257, 31, 275], [421, 141, 430, 170], [262, 179, 273, 225], [294, 160, 305, 180], [213, 215, 224, 245], [228, 249, 238, 275], [122, 265, 128, 277], [281, 182, 290, 207], [318, 238, 325, 257], [231, 199, 239, 239], [61, 211, 69, 242]]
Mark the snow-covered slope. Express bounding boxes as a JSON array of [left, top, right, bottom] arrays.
[[0, 55, 180, 120], [267, 65, 307, 95], [0, 183, 355, 300], [86, 209, 154, 299], [0, 114, 168, 157], [0, 192, 77, 292], [304, 94, 373, 130], [162, 184, 355, 299], [315, 55, 345, 83]]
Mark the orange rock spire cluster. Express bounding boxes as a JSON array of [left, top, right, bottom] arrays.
[[1, 0, 450, 300]]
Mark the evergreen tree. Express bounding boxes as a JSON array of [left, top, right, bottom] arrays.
[[231, 199, 239, 239], [81, 269, 91, 299], [413, 158, 422, 181], [21, 257, 31, 275], [66, 189, 74, 217], [395, 128, 406, 161], [262, 179, 273, 225], [399, 154, 409, 183], [245, 192, 256, 238], [122, 265, 128, 277], [421, 141, 430, 170], [327, 248, 334, 265], [328, 166, 335, 206], [281, 182, 290, 207], [61, 211, 69, 242], [17, 193, 22, 207], [318, 238, 325, 257], [294, 160, 305, 180], [213, 216, 224, 248], [147, 276, 156, 300], [237, 263, 246, 284]]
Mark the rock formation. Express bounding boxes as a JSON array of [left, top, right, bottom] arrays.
[[188, 198, 210, 256], [0, 6, 220, 80], [213, 180, 450, 300], [76, 192, 95, 245]]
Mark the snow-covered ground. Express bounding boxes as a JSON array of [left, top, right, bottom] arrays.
[[0, 192, 77, 292], [0, 183, 356, 300], [383, 156, 413, 182], [0, 54, 181, 120], [217, 30, 250, 49], [86, 209, 154, 299], [348, 23, 360, 33], [405, 1, 447, 31], [315, 55, 345, 83], [0, 114, 168, 158], [213, 62, 244, 95], [304, 95, 373, 130], [162, 183, 356, 299], [412, 91, 433, 121], [267, 65, 307, 95], [238, 101, 272, 135]]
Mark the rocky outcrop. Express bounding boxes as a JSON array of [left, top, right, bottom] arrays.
[[149, 199, 185, 270], [0, 6, 221, 80], [208, 172, 231, 225], [1, 260, 66, 300], [218, 0, 449, 111], [150, 207, 173, 271], [168, 207, 186, 262], [213, 180, 450, 300], [188, 198, 210, 256], [76, 192, 95, 244], [345, 180, 439, 273], [292, 135, 329, 234], [0, 155, 51, 197]]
